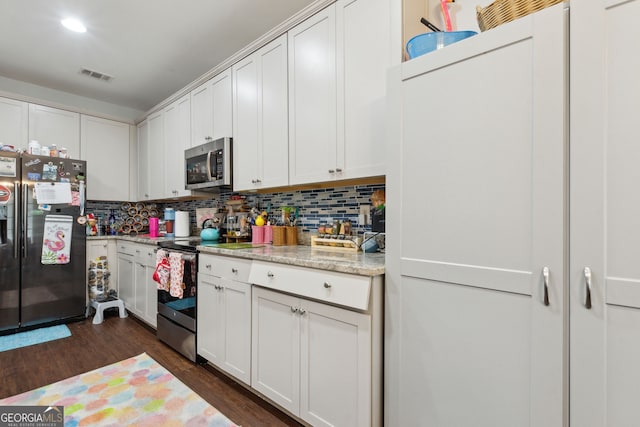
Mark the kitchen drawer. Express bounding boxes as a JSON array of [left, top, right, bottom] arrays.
[[249, 261, 372, 311], [200, 254, 252, 282], [116, 241, 137, 256]]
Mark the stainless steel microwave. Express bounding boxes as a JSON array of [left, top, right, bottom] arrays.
[[184, 137, 232, 190]]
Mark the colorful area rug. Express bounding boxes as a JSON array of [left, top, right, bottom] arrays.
[[0, 352, 239, 426], [0, 325, 71, 352]]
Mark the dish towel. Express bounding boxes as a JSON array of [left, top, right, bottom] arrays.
[[168, 252, 185, 298], [41, 215, 73, 264], [153, 249, 171, 291]]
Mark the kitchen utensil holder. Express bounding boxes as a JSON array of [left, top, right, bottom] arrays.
[[272, 226, 286, 246], [476, 0, 562, 31], [286, 226, 298, 246]]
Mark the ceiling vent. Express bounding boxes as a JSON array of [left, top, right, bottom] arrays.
[[80, 67, 113, 82]]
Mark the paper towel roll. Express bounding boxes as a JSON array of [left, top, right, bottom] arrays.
[[174, 211, 190, 237]]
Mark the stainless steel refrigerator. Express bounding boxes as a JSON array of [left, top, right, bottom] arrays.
[[0, 152, 87, 333]]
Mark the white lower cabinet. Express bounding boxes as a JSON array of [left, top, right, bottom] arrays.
[[133, 244, 158, 327], [116, 241, 157, 328], [252, 286, 372, 427], [197, 255, 252, 385], [116, 242, 135, 309]]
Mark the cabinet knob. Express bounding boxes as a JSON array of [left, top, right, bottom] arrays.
[[335, 168, 342, 173], [323, 282, 332, 289], [255, 179, 262, 183], [102, 244, 107, 248], [232, 268, 238, 274], [251, 179, 257, 184], [299, 308, 306, 315], [328, 169, 335, 173], [267, 271, 274, 278], [206, 264, 212, 269], [291, 306, 298, 313]]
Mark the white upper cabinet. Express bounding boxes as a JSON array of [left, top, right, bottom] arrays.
[[191, 68, 233, 147], [163, 93, 191, 198], [336, 0, 390, 179], [211, 69, 233, 141], [0, 97, 28, 148], [288, 5, 337, 185], [233, 33, 289, 191], [289, 0, 392, 185], [28, 104, 80, 159], [136, 120, 150, 201], [80, 115, 131, 201], [146, 110, 164, 200], [191, 80, 214, 146]]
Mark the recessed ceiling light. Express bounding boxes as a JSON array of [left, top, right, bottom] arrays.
[[61, 18, 87, 33]]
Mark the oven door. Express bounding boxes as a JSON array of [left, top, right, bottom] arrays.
[[156, 251, 197, 332]]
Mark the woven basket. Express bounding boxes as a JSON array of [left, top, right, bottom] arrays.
[[476, 0, 563, 31]]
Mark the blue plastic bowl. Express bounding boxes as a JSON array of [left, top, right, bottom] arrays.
[[406, 30, 477, 59]]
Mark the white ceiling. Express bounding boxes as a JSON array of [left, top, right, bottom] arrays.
[[0, 0, 317, 115]]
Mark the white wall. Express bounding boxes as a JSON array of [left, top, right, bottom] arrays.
[[0, 75, 143, 123]]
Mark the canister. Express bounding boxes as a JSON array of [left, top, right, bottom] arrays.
[[174, 211, 190, 237]]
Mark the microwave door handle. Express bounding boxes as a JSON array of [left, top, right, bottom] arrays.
[[206, 151, 213, 180]]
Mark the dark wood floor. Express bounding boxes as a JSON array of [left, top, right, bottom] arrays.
[[0, 313, 303, 427]]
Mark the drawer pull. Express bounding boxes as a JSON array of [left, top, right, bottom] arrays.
[[267, 271, 275, 278], [232, 268, 238, 273], [542, 267, 550, 306], [323, 282, 332, 289]]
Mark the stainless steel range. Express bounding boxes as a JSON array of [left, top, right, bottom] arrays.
[[156, 238, 200, 362]]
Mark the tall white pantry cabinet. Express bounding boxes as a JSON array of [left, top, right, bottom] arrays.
[[386, 1, 640, 425]]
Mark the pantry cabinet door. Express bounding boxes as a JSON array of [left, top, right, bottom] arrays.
[[570, 0, 640, 425], [387, 4, 567, 427], [28, 104, 80, 159], [0, 97, 28, 148]]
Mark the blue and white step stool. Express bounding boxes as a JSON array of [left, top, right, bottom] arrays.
[[90, 297, 127, 324]]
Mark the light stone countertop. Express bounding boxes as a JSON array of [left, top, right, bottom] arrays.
[[88, 235, 385, 277]]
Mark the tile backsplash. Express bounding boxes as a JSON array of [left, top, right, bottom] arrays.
[[87, 183, 385, 244]]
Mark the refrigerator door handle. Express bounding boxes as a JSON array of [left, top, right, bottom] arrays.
[[22, 182, 28, 259], [14, 182, 20, 258]]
